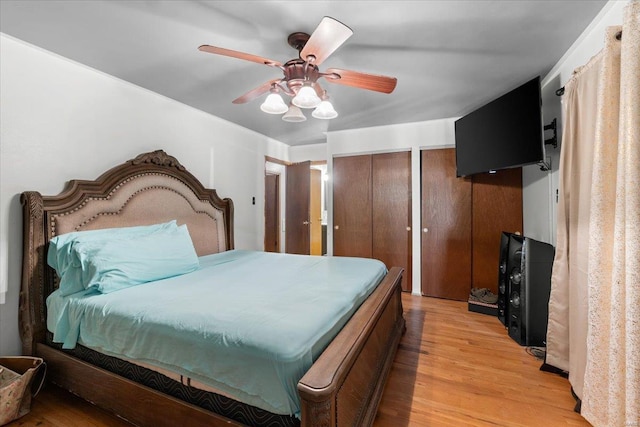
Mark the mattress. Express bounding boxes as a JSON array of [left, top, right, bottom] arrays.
[[46, 250, 387, 417]]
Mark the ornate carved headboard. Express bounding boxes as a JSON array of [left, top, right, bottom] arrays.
[[20, 150, 234, 354]]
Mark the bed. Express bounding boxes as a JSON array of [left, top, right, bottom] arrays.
[[19, 149, 406, 427]]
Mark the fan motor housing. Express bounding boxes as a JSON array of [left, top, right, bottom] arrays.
[[283, 59, 320, 92]]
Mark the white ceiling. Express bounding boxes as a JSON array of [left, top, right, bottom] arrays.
[[0, 0, 607, 146]]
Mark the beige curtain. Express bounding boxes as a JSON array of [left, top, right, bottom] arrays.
[[582, 3, 640, 425], [546, 3, 639, 426], [545, 31, 601, 398]]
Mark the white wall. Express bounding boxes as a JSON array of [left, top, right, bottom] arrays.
[[0, 34, 289, 356]]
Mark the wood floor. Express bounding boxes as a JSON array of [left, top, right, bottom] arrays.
[[373, 295, 589, 427], [8, 294, 590, 427]]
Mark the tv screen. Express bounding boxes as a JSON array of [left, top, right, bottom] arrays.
[[455, 76, 545, 177]]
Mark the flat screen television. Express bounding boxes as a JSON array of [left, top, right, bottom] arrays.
[[455, 76, 545, 177]]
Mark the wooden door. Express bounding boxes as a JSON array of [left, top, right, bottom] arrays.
[[310, 169, 322, 256], [472, 168, 523, 294], [286, 161, 310, 255], [372, 152, 412, 292], [264, 173, 279, 252], [421, 149, 472, 301], [333, 155, 372, 257]]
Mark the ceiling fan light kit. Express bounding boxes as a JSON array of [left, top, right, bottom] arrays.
[[312, 100, 338, 120], [282, 104, 307, 122], [292, 85, 322, 109], [260, 92, 288, 114], [199, 16, 397, 123]]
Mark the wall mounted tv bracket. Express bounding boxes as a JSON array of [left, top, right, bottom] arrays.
[[544, 118, 558, 149], [539, 118, 558, 171]]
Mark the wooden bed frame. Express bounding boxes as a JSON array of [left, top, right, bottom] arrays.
[[20, 149, 405, 427]]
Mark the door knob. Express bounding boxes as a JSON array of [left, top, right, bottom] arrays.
[[423, 228, 429, 233], [406, 226, 411, 231], [303, 221, 310, 225], [334, 225, 339, 230]]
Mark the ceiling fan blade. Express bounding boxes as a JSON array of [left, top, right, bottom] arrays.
[[300, 17, 353, 66], [232, 79, 283, 104], [198, 45, 282, 67], [324, 68, 397, 94]]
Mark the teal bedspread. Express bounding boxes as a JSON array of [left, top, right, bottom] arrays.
[[46, 250, 387, 417]]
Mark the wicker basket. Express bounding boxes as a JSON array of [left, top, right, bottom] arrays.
[[0, 357, 46, 426]]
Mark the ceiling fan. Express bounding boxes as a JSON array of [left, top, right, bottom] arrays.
[[198, 17, 397, 120]]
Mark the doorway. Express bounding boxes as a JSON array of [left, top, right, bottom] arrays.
[[264, 159, 326, 255], [264, 173, 280, 253]]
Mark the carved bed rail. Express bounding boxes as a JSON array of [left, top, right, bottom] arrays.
[[299, 267, 405, 426]]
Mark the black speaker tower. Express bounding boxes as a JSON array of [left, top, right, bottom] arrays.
[[497, 232, 512, 326], [505, 235, 555, 346]]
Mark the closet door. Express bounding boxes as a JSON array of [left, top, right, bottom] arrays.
[[472, 167, 523, 294], [421, 149, 472, 301], [333, 155, 372, 258], [372, 151, 412, 292], [264, 173, 280, 252], [286, 161, 311, 255]]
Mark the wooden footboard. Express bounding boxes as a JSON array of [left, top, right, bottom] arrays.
[[298, 267, 405, 427]]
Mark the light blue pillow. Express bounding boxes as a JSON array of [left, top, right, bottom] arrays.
[[73, 224, 199, 294], [48, 221, 178, 296]]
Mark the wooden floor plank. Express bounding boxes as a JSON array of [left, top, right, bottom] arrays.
[[7, 294, 588, 427]]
